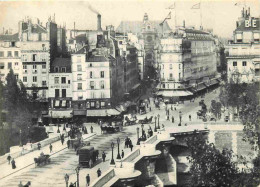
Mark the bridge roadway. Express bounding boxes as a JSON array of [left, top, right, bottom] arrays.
[[0, 88, 220, 187]]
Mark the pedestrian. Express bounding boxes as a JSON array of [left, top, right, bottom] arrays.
[[171, 105, 173, 111], [167, 109, 170, 115], [121, 150, 124, 158], [37, 142, 41, 150], [23, 181, 31, 187], [125, 137, 128, 148], [18, 181, 23, 187], [189, 115, 191, 121], [11, 158, 16, 169], [149, 107, 151, 112], [167, 115, 170, 120], [69, 182, 74, 187], [86, 174, 90, 186], [102, 151, 106, 162], [49, 144, 53, 153], [180, 116, 182, 122], [97, 168, 102, 177], [67, 140, 70, 149], [90, 126, 93, 133], [61, 134, 64, 145], [7, 154, 11, 165], [172, 116, 174, 123], [129, 143, 133, 151], [174, 107, 176, 111]]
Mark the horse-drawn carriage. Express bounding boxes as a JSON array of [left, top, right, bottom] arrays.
[[78, 146, 99, 168], [138, 116, 153, 124], [124, 114, 137, 126], [100, 121, 122, 134], [34, 153, 50, 166]]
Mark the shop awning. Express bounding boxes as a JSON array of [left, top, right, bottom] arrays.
[[196, 83, 207, 91], [131, 83, 141, 90], [87, 109, 121, 117], [74, 110, 86, 116], [87, 109, 108, 117], [157, 90, 193, 97], [210, 78, 219, 86], [49, 109, 73, 118], [107, 109, 121, 116]]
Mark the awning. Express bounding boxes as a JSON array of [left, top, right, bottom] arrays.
[[107, 109, 121, 116], [131, 83, 141, 90], [156, 90, 193, 97], [116, 105, 127, 112], [209, 78, 219, 86], [196, 83, 207, 91], [87, 109, 108, 117], [49, 109, 73, 118], [74, 110, 86, 116]]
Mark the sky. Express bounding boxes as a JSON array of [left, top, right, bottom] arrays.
[[0, 0, 259, 39]]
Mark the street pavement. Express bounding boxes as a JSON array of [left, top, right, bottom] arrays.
[[0, 88, 220, 187]]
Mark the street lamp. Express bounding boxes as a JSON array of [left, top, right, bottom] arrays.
[[64, 173, 69, 187], [110, 142, 115, 165], [157, 114, 160, 129], [75, 166, 80, 187], [136, 127, 140, 145], [19, 129, 22, 147], [50, 110, 53, 124], [141, 124, 144, 139], [154, 116, 157, 132], [179, 111, 182, 124], [116, 137, 121, 159]]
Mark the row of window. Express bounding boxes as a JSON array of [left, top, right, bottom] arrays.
[[54, 77, 70, 84], [0, 51, 19, 58], [77, 81, 105, 90], [55, 89, 67, 98], [23, 76, 46, 85], [21, 53, 47, 62], [233, 61, 247, 67], [54, 66, 67, 73], [52, 99, 70, 108], [161, 64, 181, 70], [162, 73, 181, 79], [0, 62, 20, 69], [77, 101, 107, 109], [77, 92, 107, 100], [23, 64, 46, 69]]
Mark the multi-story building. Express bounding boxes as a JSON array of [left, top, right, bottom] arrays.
[[0, 33, 21, 82], [226, 7, 260, 83], [116, 13, 172, 80], [48, 58, 72, 121], [18, 17, 57, 100], [157, 27, 218, 101], [57, 26, 67, 57]]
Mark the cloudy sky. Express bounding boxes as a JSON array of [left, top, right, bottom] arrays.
[[0, 0, 259, 38]]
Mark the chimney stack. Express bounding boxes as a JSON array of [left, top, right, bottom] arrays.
[[97, 14, 102, 31], [183, 20, 185, 28]]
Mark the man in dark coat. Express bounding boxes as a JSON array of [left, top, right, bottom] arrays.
[[97, 168, 102, 177], [90, 126, 93, 133], [11, 158, 16, 169], [7, 154, 11, 164], [121, 150, 124, 158], [67, 140, 70, 149], [86, 174, 90, 186], [129, 143, 133, 151], [102, 151, 106, 162], [172, 116, 174, 123]]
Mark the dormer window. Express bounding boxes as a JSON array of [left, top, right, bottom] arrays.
[[61, 67, 66, 72], [55, 67, 59, 72]]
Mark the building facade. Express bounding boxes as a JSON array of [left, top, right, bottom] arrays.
[[226, 7, 260, 83], [0, 33, 21, 82], [48, 58, 72, 120], [157, 27, 218, 100]]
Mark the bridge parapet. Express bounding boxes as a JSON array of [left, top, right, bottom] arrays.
[[92, 168, 116, 187]]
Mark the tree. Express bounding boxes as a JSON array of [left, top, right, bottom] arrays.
[[186, 132, 240, 187]]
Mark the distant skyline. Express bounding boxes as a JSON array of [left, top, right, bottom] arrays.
[[0, 0, 259, 39]]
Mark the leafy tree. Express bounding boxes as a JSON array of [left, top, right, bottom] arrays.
[[186, 132, 240, 187]]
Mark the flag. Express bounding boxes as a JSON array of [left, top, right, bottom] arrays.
[[165, 12, 171, 20], [191, 3, 200, 9], [167, 2, 175, 9]]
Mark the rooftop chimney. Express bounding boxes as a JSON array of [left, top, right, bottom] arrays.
[[97, 14, 102, 31], [183, 20, 185, 28]]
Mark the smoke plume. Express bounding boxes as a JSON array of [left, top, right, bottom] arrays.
[[88, 4, 100, 15]]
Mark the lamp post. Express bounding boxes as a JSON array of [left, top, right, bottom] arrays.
[[50, 110, 53, 124], [19, 129, 22, 147], [141, 124, 144, 139], [157, 114, 160, 129], [136, 127, 140, 145], [64, 173, 69, 187], [110, 142, 115, 165], [179, 111, 182, 124], [154, 116, 157, 132], [116, 137, 121, 159], [75, 166, 80, 187]]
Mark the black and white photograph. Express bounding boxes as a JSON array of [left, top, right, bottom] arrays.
[[0, 0, 259, 186]]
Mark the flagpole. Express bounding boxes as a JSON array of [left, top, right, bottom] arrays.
[[200, 1, 202, 29]]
